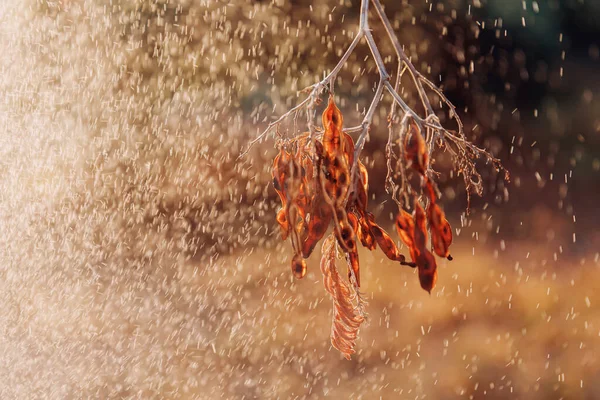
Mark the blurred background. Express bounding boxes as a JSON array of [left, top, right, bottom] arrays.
[[0, 0, 599, 398]]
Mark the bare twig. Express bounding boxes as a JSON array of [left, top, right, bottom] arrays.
[[268, 0, 509, 359], [247, 0, 507, 200]]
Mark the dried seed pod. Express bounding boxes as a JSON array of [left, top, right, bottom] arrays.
[[276, 208, 289, 240], [333, 207, 356, 254], [405, 121, 428, 175], [342, 132, 355, 167], [287, 204, 304, 255], [395, 209, 415, 249], [291, 253, 307, 279], [347, 212, 359, 232], [333, 157, 351, 201], [413, 201, 439, 293], [321, 155, 349, 205], [350, 212, 376, 251], [428, 202, 453, 258], [395, 203, 437, 292], [413, 201, 428, 251], [416, 249, 438, 293], [322, 96, 344, 156], [272, 149, 292, 239], [302, 199, 332, 258], [357, 216, 376, 250], [366, 213, 405, 263], [354, 161, 369, 212]]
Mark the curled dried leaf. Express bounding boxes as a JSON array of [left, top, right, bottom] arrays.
[[320, 235, 366, 360]]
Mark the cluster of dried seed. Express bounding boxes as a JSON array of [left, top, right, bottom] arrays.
[[272, 96, 455, 357], [395, 121, 454, 293], [272, 97, 412, 287]]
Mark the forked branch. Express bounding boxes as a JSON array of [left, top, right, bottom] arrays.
[[266, 0, 509, 359], [244, 0, 507, 204]]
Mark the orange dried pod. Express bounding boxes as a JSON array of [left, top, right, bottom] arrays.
[[321, 156, 341, 202], [347, 212, 359, 232], [404, 121, 428, 175], [428, 202, 453, 258], [366, 213, 405, 263], [272, 149, 289, 200], [413, 201, 439, 293], [322, 96, 344, 157], [291, 253, 307, 279], [424, 179, 436, 203], [413, 201, 428, 251], [342, 132, 355, 167], [272, 149, 292, 239], [333, 157, 351, 201], [416, 249, 438, 293], [287, 203, 303, 253], [302, 200, 332, 258], [333, 208, 356, 253], [356, 215, 376, 250], [396, 203, 438, 292], [276, 208, 289, 240], [355, 161, 369, 211], [395, 208, 415, 249]]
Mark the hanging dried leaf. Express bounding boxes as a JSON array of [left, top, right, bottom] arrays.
[[320, 235, 366, 360]]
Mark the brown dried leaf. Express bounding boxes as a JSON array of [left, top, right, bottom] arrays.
[[320, 235, 366, 360], [428, 202, 453, 259]]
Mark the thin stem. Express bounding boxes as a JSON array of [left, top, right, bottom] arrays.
[[371, 0, 434, 114], [238, 96, 313, 160], [325, 30, 365, 89], [345, 78, 385, 207], [363, 29, 389, 81], [384, 81, 421, 123], [354, 79, 385, 158], [243, 0, 506, 201], [344, 125, 364, 134], [359, 0, 369, 29]]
